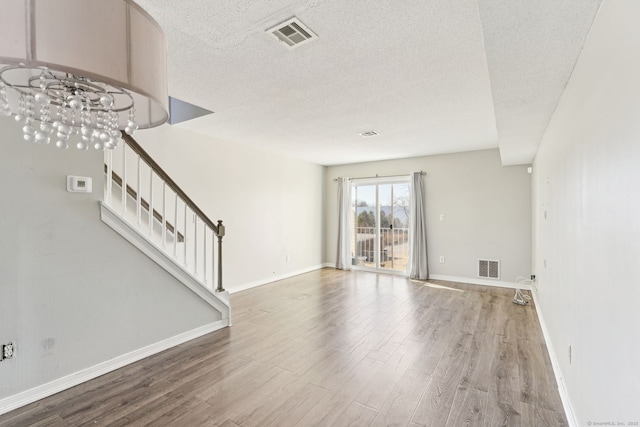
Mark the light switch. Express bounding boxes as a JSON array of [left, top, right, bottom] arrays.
[[67, 176, 93, 193], [439, 214, 445, 222]]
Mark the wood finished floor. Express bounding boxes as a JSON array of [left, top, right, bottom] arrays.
[[0, 269, 567, 426]]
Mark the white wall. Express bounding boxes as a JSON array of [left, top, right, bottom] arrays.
[[0, 117, 220, 402], [532, 0, 640, 424], [133, 124, 325, 291], [325, 149, 531, 284]]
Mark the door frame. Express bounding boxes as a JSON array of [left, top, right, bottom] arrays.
[[350, 175, 411, 275]]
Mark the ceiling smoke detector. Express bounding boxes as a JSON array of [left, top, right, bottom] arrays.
[[267, 17, 318, 49], [359, 130, 379, 137]]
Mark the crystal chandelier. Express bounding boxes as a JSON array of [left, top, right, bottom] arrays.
[[0, 66, 139, 150], [0, 0, 169, 151]]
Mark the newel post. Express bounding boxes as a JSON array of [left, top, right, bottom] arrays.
[[216, 220, 225, 292]]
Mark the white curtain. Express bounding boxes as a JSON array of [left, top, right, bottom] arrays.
[[407, 172, 428, 280], [336, 177, 352, 270]]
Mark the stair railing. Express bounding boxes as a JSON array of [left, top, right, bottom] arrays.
[[104, 133, 225, 293]]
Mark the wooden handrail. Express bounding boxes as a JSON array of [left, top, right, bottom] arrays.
[[122, 133, 220, 236], [104, 165, 184, 242]]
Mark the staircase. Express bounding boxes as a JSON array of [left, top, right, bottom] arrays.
[[101, 134, 230, 322]]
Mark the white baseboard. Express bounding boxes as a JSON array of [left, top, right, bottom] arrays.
[[531, 290, 577, 427], [0, 320, 228, 416], [319, 268, 529, 290], [228, 264, 326, 294], [428, 274, 529, 290]]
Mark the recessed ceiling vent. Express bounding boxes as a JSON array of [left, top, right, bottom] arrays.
[[267, 17, 318, 49], [359, 130, 379, 137], [478, 259, 500, 280]]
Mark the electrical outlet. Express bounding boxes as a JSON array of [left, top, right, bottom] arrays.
[[1, 342, 15, 361], [439, 256, 445, 264]]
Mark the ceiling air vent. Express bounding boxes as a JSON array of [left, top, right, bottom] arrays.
[[267, 17, 318, 49], [359, 130, 379, 137], [478, 259, 500, 280]]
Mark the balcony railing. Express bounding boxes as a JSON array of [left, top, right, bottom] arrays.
[[354, 226, 409, 271]]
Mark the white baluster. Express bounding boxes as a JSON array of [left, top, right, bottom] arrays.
[[184, 204, 188, 268], [194, 216, 198, 277], [121, 144, 127, 216], [162, 182, 167, 248], [203, 225, 207, 285], [173, 193, 178, 257], [137, 157, 141, 225], [149, 169, 153, 236], [106, 150, 113, 205]]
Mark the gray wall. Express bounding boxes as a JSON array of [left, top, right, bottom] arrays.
[[532, 0, 640, 423], [0, 117, 219, 400], [325, 149, 531, 283], [133, 124, 326, 291]]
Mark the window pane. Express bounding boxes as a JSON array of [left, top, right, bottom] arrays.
[[353, 185, 376, 267]]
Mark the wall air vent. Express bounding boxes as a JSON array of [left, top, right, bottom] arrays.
[[359, 130, 379, 137], [267, 17, 318, 49], [478, 259, 500, 279]]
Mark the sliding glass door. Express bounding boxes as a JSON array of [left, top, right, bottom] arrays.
[[352, 179, 410, 272]]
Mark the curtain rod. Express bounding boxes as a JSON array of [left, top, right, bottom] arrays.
[[333, 171, 425, 182]]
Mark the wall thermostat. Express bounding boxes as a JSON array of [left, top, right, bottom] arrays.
[[67, 176, 93, 193]]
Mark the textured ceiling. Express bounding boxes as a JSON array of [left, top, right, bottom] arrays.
[[478, 0, 603, 165], [135, 0, 602, 166]]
